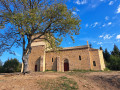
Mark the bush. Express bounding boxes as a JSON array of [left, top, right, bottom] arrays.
[[0, 60, 3, 73], [104, 67, 110, 71], [108, 55, 120, 70], [3, 58, 21, 73], [0, 66, 4, 73]]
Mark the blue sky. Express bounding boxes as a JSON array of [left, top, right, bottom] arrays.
[[0, 0, 120, 63], [61, 0, 120, 49]]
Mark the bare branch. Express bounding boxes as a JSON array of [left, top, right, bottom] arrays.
[[0, 0, 12, 13]]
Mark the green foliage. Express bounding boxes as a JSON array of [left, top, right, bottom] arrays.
[[100, 46, 103, 50], [104, 67, 110, 71], [107, 55, 120, 70], [107, 45, 120, 70], [3, 58, 21, 73], [111, 44, 120, 57], [0, 0, 81, 56], [103, 48, 110, 63], [0, 60, 2, 66], [101, 45, 120, 70], [0, 66, 4, 73], [37, 76, 78, 90], [0, 60, 3, 73], [89, 44, 92, 48]]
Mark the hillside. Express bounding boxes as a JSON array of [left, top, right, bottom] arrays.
[[0, 71, 120, 90]]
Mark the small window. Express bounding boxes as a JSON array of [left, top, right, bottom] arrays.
[[52, 58, 53, 62], [93, 61, 96, 66], [79, 56, 81, 60]]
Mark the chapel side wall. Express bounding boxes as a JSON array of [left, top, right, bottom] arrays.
[[45, 48, 91, 71], [28, 45, 45, 72], [89, 50, 101, 70], [98, 50, 105, 70]]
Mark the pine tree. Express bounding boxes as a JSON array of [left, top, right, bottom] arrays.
[[99, 46, 103, 50], [0, 60, 2, 66], [103, 48, 110, 63], [111, 44, 120, 57], [89, 44, 92, 48]]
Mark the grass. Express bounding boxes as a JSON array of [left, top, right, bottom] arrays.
[[65, 69, 104, 78], [37, 76, 78, 90], [72, 69, 103, 72], [45, 70, 57, 72], [0, 80, 4, 82], [69, 69, 103, 73]]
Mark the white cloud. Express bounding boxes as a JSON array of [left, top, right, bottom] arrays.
[[100, 0, 104, 2], [91, 4, 97, 8], [109, 1, 114, 5], [76, 8, 80, 12], [75, 0, 87, 5], [99, 34, 115, 40], [97, 42, 103, 45], [68, 42, 71, 44], [117, 5, 120, 13], [72, 11, 77, 15], [102, 24, 106, 27], [108, 22, 112, 25], [93, 22, 98, 27], [15, 52, 21, 57], [101, 22, 112, 28], [99, 35, 103, 38], [85, 24, 88, 27], [103, 34, 113, 40], [116, 34, 120, 39], [117, 40, 120, 42], [92, 41, 96, 43], [105, 16, 109, 20]]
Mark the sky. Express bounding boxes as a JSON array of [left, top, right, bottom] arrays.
[[0, 0, 120, 63]]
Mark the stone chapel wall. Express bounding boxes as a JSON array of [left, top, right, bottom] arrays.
[[45, 48, 91, 71]]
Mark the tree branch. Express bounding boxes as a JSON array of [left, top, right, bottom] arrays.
[[1, 0, 12, 13]]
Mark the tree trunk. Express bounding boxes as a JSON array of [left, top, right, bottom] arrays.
[[22, 54, 29, 74], [22, 35, 32, 74]]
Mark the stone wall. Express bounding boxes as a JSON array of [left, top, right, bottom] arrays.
[[98, 50, 105, 70], [28, 45, 45, 72], [45, 48, 91, 71], [89, 50, 101, 70], [28, 43, 105, 72]]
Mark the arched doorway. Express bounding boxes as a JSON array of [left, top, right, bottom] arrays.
[[35, 65, 37, 71], [35, 58, 40, 72], [64, 59, 69, 71]]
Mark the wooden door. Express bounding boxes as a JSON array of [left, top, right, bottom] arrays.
[[64, 62, 69, 71], [35, 65, 37, 71]]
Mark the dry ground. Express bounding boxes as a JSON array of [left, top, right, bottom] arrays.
[[0, 71, 120, 90]]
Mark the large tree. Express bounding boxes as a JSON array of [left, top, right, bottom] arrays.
[[0, 0, 81, 74]]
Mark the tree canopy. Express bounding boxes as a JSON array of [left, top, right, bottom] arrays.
[[0, 58, 21, 73], [0, 60, 2, 66], [100, 45, 120, 71], [99, 46, 103, 50], [0, 0, 81, 73], [103, 48, 110, 62], [111, 44, 120, 57]]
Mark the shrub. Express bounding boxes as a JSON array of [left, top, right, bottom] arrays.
[[108, 55, 120, 70], [3, 58, 21, 73]]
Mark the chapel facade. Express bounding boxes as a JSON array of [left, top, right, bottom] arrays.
[[28, 35, 105, 72]]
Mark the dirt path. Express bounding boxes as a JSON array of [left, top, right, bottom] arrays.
[[65, 71, 120, 90], [0, 71, 120, 90]]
